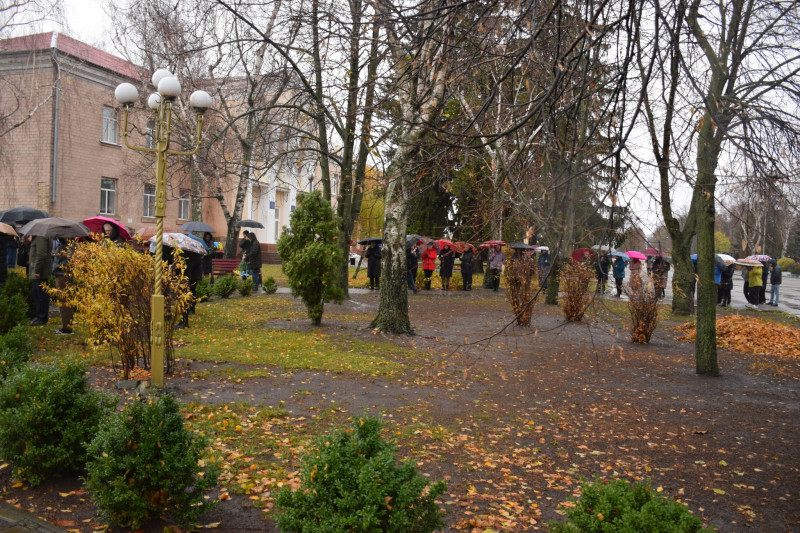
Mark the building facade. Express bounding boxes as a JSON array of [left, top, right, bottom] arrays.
[[0, 32, 321, 250]]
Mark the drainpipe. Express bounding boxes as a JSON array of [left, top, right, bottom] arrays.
[[50, 32, 61, 205]]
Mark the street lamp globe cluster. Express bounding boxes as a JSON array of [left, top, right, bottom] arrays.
[[115, 70, 211, 387]]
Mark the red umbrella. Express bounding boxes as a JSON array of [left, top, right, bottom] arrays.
[[436, 239, 454, 249], [454, 241, 477, 253], [626, 250, 647, 260], [83, 216, 132, 241], [479, 240, 507, 249], [643, 247, 667, 257], [571, 247, 595, 263]]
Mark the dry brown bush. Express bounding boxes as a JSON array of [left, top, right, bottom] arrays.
[[505, 256, 538, 326], [561, 261, 594, 322], [626, 274, 660, 343]]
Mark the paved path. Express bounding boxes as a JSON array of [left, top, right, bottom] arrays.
[[656, 270, 800, 317], [277, 275, 800, 317], [0, 501, 65, 532]]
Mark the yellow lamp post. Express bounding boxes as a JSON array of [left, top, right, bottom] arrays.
[[115, 70, 211, 387]]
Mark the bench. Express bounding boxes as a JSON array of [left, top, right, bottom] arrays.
[[211, 258, 242, 279]]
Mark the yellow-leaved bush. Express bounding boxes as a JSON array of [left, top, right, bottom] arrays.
[[49, 239, 193, 378]]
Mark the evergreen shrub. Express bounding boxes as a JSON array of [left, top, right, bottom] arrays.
[[262, 276, 278, 294], [212, 274, 238, 298], [0, 272, 34, 319], [277, 191, 345, 324], [549, 476, 711, 532], [275, 416, 447, 532], [0, 361, 115, 486], [195, 276, 211, 301], [0, 325, 30, 381], [85, 394, 219, 529], [238, 276, 255, 296], [0, 293, 27, 335]]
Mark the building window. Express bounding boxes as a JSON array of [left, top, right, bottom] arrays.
[[143, 184, 156, 217], [102, 106, 118, 144], [274, 206, 281, 239], [178, 189, 191, 220], [331, 174, 338, 197], [145, 119, 156, 149], [100, 178, 116, 215]]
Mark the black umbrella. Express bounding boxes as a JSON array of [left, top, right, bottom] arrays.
[[509, 242, 535, 250], [19, 217, 90, 239], [358, 237, 382, 245], [0, 206, 50, 225], [406, 234, 423, 244], [181, 221, 215, 233], [235, 219, 265, 229]]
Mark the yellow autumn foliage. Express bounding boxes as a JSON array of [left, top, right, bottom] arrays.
[[49, 239, 193, 378]]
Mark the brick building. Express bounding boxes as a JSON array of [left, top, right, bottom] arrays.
[[0, 32, 321, 252]]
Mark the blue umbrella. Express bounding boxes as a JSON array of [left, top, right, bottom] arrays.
[[611, 251, 630, 261], [690, 253, 698, 263]]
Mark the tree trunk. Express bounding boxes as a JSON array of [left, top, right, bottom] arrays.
[[693, 115, 721, 376], [371, 165, 412, 334], [670, 242, 695, 316], [545, 254, 561, 305]]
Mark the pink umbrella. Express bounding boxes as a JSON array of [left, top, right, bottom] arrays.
[[83, 216, 132, 241], [626, 250, 647, 260]]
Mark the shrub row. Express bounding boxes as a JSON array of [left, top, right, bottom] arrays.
[[0, 362, 217, 529]]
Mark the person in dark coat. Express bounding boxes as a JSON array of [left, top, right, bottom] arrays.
[[201, 232, 214, 280], [239, 231, 251, 258], [177, 251, 204, 328], [537, 249, 551, 290], [460, 247, 474, 291], [612, 255, 626, 297], [768, 259, 782, 306], [17, 235, 29, 276], [439, 244, 455, 291], [365, 241, 382, 290], [28, 234, 52, 325], [5, 235, 18, 270], [102, 223, 126, 244], [0, 233, 10, 286], [595, 251, 611, 294], [718, 263, 735, 307], [406, 244, 419, 294], [244, 232, 262, 291]]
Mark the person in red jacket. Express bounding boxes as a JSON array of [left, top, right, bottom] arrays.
[[421, 242, 437, 290]]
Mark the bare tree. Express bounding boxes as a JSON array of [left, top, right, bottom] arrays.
[[635, 0, 800, 374]]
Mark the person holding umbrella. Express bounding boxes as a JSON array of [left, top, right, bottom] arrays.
[[719, 262, 735, 307], [612, 254, 626, 297], [488, 244, 505, 292], [0, 228, 14, 286], [460, 245, 475, 291], [421, 242, 437, 290], [244, 231, 263, 291], [202, 232, 215, 281], [746, 263, 763, 309], [439, 243, 455, 291], [103, 222, 126, 244], [28, 233, 52, 326], [365, 241, 382, 290], [595, 251, 611, 294]]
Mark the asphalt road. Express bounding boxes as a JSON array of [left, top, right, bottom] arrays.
[[618, 269, 800, 317]]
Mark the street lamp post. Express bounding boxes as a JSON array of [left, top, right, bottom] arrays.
[[115, 70, 211, 387]]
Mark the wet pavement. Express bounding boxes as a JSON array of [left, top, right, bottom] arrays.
[[658, 270, 800, 317], [0, 501, 65, 532]]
